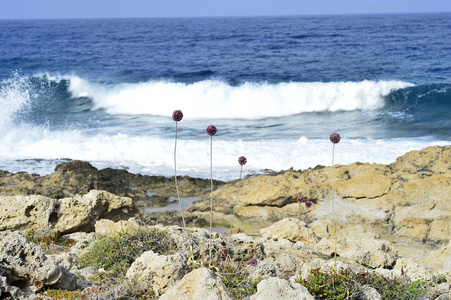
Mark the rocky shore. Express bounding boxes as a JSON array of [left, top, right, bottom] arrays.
[[0, 145, 450, 299]]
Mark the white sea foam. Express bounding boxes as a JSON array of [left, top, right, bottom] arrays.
[[0, 125, 448, 181], [0, 73, 31, 127], [68, 77, 414, 119]]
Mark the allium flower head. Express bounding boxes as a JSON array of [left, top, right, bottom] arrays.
[[305, 201, 312, 208], [238, 156, 247, 166], [172, 110, 183, 122], [206, 125, 217, 136], [296, 196, 304, 203], [249, 258, 258, 266], [330, 132, 341, 144]]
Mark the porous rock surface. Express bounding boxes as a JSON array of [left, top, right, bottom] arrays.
[[126, 250, 189, 296], [187, 145, 451, 272], [0, 231, 77, 298], [0, 160, 218, 201], [0, 189, 136, 234], [249, 277, 314, 300], [188, 145, 451, 241], [159, 267, 234, 300]]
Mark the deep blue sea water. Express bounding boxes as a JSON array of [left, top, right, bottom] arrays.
[[0, 13, 451, 180]]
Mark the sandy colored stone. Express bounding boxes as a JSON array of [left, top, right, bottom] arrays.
[[394, 258, 434, 281], [126, 250, 189, 296], [159, 268, 234, 300], [260, 218, 318, 244], [95, 218, 143, 234], [423, 240, 451, 273], [250, 277, 314, 300], [428, 218, 451, 242], [54, 190, 134, 234], [0, 190, 135, 235], [0, 195, 58, 233]]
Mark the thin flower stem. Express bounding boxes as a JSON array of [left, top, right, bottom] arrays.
[[209, 135, 213, 264], [228, 165, 243, 244], [332, 143, 337, 270], [296, 202, 301, 280], [174, 122, 192, 248], [307, 206, 310, 267]]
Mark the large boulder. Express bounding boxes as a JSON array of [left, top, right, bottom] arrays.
[[159, 267, 234, 300], [0, 195, 58, 233], [54, 189, 135, 233], [0, 231, 77, 297], [126, 250, 189, 297], [0, 190, 136, 235], [249, 277, 314, 300]]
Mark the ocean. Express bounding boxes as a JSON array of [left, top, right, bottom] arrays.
[[1, 13, 450, 181]]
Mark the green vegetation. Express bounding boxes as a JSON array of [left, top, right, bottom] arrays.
[[25, 226, 447, 300], [297, 268, 431, 299], [195, 259, 260, 299], [79, 227, 173, 278], [38, 289, 82, 300]]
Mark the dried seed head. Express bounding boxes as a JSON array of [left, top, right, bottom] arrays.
[[238, 156, 247, 166]]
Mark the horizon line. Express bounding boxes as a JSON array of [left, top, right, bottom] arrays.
[[1, 10, 450, 21]]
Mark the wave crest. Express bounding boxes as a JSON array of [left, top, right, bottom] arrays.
[[68, 78, 414, 119]]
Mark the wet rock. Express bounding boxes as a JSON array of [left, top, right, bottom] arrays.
[[0, 160, 218, 205]]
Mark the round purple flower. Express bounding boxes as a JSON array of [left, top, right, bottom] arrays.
[[172, 110, 183, 122], [330, 132, 341, 144], [248, 258, 258, 266], [206, 125, 217, 136], [238, 156, 247, 166], [296, 196, 304, 203], [305, 201, 312, 208]]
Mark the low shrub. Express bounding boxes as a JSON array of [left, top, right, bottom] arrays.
[[297, 268, 429, 300], [79, 227, 173, 278]]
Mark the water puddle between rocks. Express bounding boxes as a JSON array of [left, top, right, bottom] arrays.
[[143, 196, 202, 213]]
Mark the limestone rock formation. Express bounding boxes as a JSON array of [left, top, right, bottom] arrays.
[[126, 250, 189, 297], [260, 218, 318, 244], [249, 277, 314, 300], [0, 160, 217, 202], [159, 267, 234, 300], [95, 217, 144, 234], [187, 145, 451, 251], [0, 194, 58, 233], [0, 190, 136, 235]]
